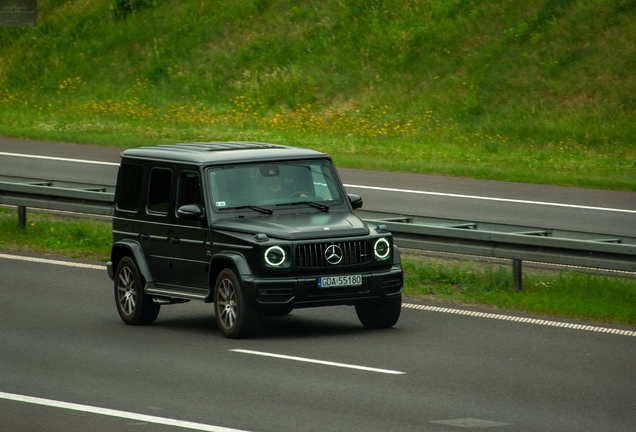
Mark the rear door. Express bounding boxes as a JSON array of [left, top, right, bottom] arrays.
[[141, 166, 173, 284]]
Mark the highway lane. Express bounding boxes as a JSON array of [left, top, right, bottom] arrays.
[[1, 254, 635, 431], [1, 137, 635, 237]]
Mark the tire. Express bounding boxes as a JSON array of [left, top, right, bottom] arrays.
[[114, 256, 160, 325], [355, 295, 402, 329], [214, 268, 260, 339]]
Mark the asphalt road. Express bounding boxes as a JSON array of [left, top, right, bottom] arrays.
[[1, 137, 635, 237], [1, 253, 635, 432], [1, 137, 636, 431]]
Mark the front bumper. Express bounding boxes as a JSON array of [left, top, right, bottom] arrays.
[[243, 264, 403, 309]]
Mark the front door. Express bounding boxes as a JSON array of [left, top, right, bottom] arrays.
[[170, 170, 210, 289]]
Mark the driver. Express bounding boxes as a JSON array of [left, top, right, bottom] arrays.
[[266, 174, 283, 194], [261, 167, 308, 200]]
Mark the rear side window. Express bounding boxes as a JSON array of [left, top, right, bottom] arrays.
[[116, 164, 144, 212], [148, 168, 172, 214]]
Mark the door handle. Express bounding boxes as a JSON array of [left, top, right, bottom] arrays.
[[171, 237, 180, 244], [141, 233, 149, 240]]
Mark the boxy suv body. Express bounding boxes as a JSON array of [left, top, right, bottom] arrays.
[[107, 142, 403, 338]]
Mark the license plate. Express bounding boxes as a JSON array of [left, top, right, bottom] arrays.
[[318, 275, 362, 288]]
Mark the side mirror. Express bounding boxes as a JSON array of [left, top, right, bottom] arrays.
[[177, 204, 204, 220], [348, 194, 363, 210]]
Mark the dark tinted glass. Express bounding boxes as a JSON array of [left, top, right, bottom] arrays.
[[148, 168, 172, 214], [115, 164, 144, 212], [177, 171, 203, 209]]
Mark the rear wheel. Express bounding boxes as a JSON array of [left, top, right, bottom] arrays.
[[214, 268, 260, 339], [114, 257, 160, 325], [355, 295, 401, 329]]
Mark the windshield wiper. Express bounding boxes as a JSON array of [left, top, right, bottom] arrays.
[[278, 201, 330, 212], [220, 205, 273, 215]]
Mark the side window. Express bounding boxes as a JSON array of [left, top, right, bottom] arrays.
[[116, 164, 144, 212], [147, 168, 172, 214], [177, 171, 203, 210]]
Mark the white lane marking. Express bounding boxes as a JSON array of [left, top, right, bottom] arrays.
[[1, 252, 633, 337], [345, 184, 636, 214], [0, 391, 251, 432], [403, 304, 636, 337], [230, 349, 406, 375], [0, 152, 119, 166], [0, 253, 105, 270], [2, 151, 632, 214]]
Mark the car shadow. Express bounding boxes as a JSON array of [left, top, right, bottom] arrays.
[[151, 308, 371, 339], [256, 313, 369, 339]]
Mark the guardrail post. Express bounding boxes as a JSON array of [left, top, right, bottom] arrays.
[[512, 259, 522, 291], [18, 206, 27, 230]]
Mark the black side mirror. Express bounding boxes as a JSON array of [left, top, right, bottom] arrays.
[[348, 194, 363, 210], [177, 204, 204, 220]]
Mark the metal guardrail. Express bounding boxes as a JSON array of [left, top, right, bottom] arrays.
[[0, 176, 114, 227], [356, 210, 636, 289], [1, 178, 634, 289]]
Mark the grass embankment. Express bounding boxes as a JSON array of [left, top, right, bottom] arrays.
[[1, 209, 634, 327], [1, 2, 634, 324], [1, 0, 635, 190]]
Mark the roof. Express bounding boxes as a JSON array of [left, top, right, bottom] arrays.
[[120, 142, 329, 165]]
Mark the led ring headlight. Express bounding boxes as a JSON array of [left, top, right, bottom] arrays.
[[264, 246, 286, 266], [374, 238, 391, 260]]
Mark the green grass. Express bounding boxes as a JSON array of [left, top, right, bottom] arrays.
[[1, 1, 634, 325], [1, 0, 635, 190], [1, 208, 634, 326], [0, 208, 111, 261], [403, 256, 636, 327]]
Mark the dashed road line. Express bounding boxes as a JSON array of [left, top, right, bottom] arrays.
[[402, 303, 636, 337], [0, 253, 105, 270], [0, 391, 250, 432], [231, 349, 405, 375]]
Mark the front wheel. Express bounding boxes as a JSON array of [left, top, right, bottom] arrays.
[[214, 268, 260, 339], [355, 296, 401, 329], [114, 257, 160, 325]]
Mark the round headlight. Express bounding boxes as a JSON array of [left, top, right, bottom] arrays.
[[374, 238, 390, 260], [264, 246, 286, 267]]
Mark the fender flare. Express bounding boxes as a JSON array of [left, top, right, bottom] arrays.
[[392, 244, 402, 265], [207, 251, 254, 302], [210, 250, 253, 279], [110, 240, 154, 286]]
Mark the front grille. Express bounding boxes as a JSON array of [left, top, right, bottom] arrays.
[[295, 241, 371, 268]]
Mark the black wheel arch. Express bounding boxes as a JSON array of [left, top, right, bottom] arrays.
[[110, 240, 154, 287], [206, 251, 253, 303]]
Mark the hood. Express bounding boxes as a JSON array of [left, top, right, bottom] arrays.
[[212, 211, 369, 240]]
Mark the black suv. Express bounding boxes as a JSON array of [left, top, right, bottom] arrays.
[[107, 142, 403, 338]]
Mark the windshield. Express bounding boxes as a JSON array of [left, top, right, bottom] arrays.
[[208, 159, 343, 211]]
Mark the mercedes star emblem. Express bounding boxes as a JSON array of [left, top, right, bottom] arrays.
[[325, 244, 343, 265]]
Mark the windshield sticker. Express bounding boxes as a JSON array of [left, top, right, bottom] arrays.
[[216, 201, 227, 207]]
